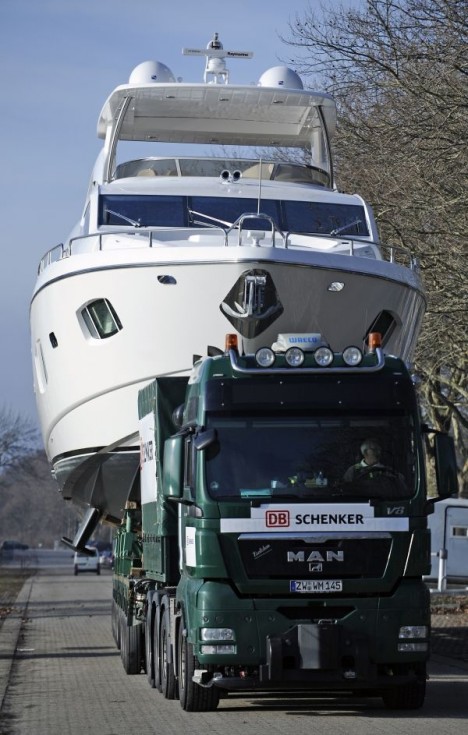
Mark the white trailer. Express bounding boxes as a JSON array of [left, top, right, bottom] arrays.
[[426, 499, 468, 586]]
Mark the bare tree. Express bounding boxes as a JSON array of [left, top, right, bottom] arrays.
[[0, 449, 84, 548], [0, 406, 39, 483], [283, 0, 468, 492]]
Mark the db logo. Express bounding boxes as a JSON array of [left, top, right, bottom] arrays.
[[266, 510, 290, 527]]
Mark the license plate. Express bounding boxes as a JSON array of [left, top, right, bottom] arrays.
[[290, 579, 343, 593]]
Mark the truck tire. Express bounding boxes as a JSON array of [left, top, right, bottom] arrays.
[[111, 601, 121, 649], [381, 678, 426, 709], [120, 615, 143, 675], [160, 610, 176, 699], [145, 603, 156, 688], [177, 618, 220, 712], [153, 608, 162, 693]]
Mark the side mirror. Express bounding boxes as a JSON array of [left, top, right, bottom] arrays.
[[434, 433, 458, 499], [162, 435, 184, 498]]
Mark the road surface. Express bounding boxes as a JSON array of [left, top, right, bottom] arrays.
[[1, 570, 468, 735]]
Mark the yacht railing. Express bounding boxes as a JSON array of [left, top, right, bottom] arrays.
[[38, 226, 419, 274]]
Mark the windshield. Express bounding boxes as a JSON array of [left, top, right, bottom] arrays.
[[203, 413, 415, 501], [99, 195, 369, 237]]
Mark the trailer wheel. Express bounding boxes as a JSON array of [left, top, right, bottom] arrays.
[[120, 615, 143, 675], [381, 678, 426, 710], [177, 617, 220, 712], [160, 610, 176, 699]]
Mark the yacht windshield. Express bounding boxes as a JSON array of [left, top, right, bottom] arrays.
[[203, 413, 415, 502], [99, 195, 369, 236]]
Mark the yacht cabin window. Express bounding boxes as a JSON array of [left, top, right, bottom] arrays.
[[80, 299, 123, 339], [99, 195, 369, 237]]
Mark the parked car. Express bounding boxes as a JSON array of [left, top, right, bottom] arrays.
[[74, 547, 100, 575], [1, 540, 29, 551], [1, 540, 29, 560]]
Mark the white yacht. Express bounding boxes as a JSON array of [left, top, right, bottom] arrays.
[[30, 35, 425, 541]]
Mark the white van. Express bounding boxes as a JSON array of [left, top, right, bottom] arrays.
[[426, 499, 468, 583], [74, 547, 101, 575]]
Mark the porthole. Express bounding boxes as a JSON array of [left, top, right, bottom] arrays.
[[80, 299, 122, 339]]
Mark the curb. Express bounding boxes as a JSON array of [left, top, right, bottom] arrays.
[[430, 653, 468, 675], [0, 576, 34, 712]]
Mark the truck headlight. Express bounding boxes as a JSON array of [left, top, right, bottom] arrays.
[[399, 626, 428, 639], [398, 642, 428, 652], [397, 625, 428, 652], [200, 644, 237, 655], [200, 627, 235, 641]]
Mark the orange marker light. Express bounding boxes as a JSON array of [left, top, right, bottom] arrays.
[[368, 332, 382, 351], [225, 333, 238, 352]]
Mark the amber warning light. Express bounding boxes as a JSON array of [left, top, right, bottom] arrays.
[[368, 332, 382, 351], [225, 333, 238, 352]]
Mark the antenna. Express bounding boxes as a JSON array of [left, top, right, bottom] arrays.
[[182, 33, 253, 84], [257, 159, 263, 215]]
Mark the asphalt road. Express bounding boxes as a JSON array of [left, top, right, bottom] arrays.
[[1, 570, 468, 735]]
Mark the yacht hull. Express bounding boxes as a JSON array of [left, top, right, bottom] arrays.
[[31, 248, 425, 521]]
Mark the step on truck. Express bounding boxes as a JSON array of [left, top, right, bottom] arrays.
[[111, 332, 458, 711]]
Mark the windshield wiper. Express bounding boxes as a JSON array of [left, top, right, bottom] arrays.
[[330, 218, 363, 236], [188, 209, 233, 229], [106, 209, 143, 227]]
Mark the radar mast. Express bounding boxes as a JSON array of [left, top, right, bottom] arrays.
[[182, 32, 253, 84]]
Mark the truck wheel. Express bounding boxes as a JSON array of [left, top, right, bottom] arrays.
[[111, 601, 121, 649], [160, 610, 176, 699], [120, 616, 142, 675], [177, 619, 220, 712], [145, 604, 156, 688], [382, 678, 426, 709], [153, 608, 162, 693]]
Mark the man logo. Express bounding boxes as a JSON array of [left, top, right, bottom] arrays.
[[266, 510, 290, 527]]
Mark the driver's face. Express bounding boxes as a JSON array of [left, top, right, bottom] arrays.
[[363, 448, 380, 465]]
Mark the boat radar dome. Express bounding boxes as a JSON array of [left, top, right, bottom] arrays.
[[129, 60, 176, 84], [258, 66, 304, 90]]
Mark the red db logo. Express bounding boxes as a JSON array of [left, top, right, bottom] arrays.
[[266, 510, 290, 527]]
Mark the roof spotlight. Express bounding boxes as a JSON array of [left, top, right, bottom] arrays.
[[343, 346, 363, 366], [285, 347, 305, 367], [314, 346, 334, 367], [255, 347, 275, 368]]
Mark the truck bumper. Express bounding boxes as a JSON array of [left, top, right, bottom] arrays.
[[195, 621, 426, 693]]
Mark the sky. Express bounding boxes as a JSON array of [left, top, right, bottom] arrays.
[[0, 0, 360, 431]]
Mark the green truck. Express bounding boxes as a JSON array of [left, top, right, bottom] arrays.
[[111, 333, 457, 711]]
